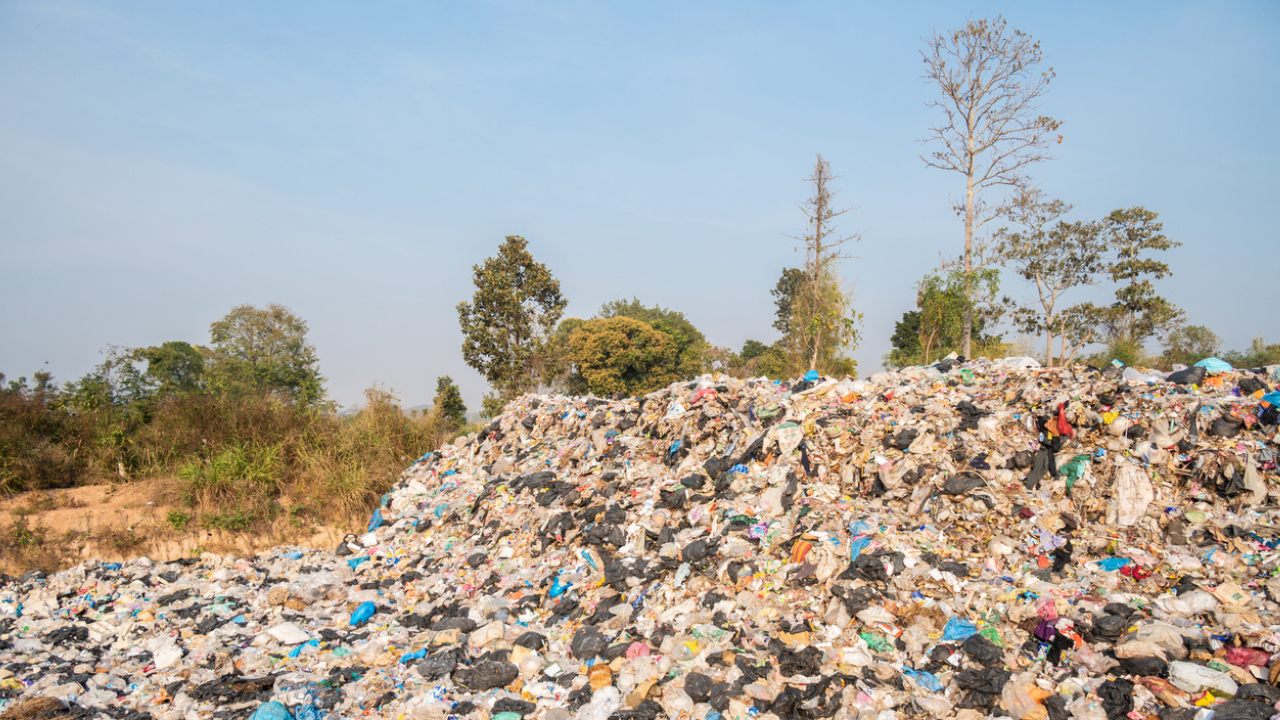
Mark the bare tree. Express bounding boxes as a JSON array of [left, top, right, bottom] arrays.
[[921, 15, 1062, 358], [784, 155, 862, 373]]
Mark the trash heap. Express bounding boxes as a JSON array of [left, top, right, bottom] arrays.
[[4, 356, 1280, 720]]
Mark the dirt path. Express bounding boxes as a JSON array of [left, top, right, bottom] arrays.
[[0, 478, 350, 575]]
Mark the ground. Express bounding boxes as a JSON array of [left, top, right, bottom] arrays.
[[0, 478, 349, 576]]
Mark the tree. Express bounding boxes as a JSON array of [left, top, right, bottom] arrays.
[[135, 341, 205, 395], [768, 156, 863, 377], [598, 298, 708, 380], [1223, 337, 1280, 369], [997, 189, 1107, 366], [432, 376, 467, 430], [207, 303, 326, 406], [1160, 325, 1221, 369], [562, 316, 679, 396], [457, 236, 567, 407], [1100, 207, 1184, 346], [922, 15, 1062, 358], [885, 269, 1000, 367]]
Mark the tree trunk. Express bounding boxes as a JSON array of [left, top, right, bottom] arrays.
[[962, 150, 975, 359]]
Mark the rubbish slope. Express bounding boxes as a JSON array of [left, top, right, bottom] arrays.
[[3, 357, 1280, 720]]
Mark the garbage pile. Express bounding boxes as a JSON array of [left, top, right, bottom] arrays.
[[3, 356, 1280, 720]]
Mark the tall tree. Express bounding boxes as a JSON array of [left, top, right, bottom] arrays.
[[207, 303, 325, 405], [922, 15, 1062, 358], [432, 376, 467, 430], [457, 236, 567, 412], [997, 189, 1107, 366], [778, 155, 862, 376], [1100, 207, 1183, 346]]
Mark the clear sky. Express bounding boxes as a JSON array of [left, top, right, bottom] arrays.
[[2, 1, 1277, 411]]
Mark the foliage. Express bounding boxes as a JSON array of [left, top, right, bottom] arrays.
[[1158, 325, 1222, 370], [432, 376, 467, 430], [457, 236, 567, 404], [1222, 337, 1280, 369], [207, 303, 326, 406], [135, 341, 205, 395], [598, 298, 708, 380], [886, 269, 1000, 367], [921, 15, 1061, 357], [560, 317, 679, 396], [1099, 207, 1184, 345], [997, 189, 1108, 366]]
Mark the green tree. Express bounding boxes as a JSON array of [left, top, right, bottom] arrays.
[[432, 376, 467, 429], [136, 341, 205, 395], [561, 316, 679, 396], [207, 303, 326, 406], [886, 270, 999, 366], [997, 189, 1108, 366], [457, 236, 567, 406], [1158, 325, 1222, 369], [922, 15, 1062, 358], [1223, 337, 1280, 369], [1100, 207, 1184, 346], [598, 298, 708, 380]]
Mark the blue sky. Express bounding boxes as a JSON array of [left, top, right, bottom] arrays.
[[2, 1, 1277, 411]]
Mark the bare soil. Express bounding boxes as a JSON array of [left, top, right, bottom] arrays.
[[0, 478, 350, 575]]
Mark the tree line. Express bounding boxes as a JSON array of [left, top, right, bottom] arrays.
[[454, 14, 1276, 412]]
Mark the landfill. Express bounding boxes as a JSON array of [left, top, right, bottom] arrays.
[[3, 356, 1280, 720]]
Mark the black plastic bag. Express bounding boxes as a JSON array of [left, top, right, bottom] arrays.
[[1210, 416, 1244, 438], [1167, 366, 1206, 385], [461, 660, 518, 691], [1211, 700, 1276, 720], [778, 646, 823, 677], [1116, 656, 1167, 677], [962, 633, 1003, 667], [570, 627, 607, 659], [684, 672, 715, 703], [942, 476, 985, 495], [1090, 614, 1126, 642], [1236, 685, 1280, 704], [492, 698, 536, 716], [1096, 679, 1133, 720]]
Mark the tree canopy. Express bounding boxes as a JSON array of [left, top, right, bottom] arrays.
[[561, 316, 679, 397], [598, 298, 708, 380], [207, 303, 326, 406], [457, 236, 567, 413]]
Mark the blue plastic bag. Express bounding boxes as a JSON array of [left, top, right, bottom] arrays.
[[847, 535, 872, 561], [248, 702, 293, 720], [804, 370, 820, 382], [549, 573, 572, 598], [367, 509, 383, 533], [941, 617, 978, 642], [350, 600, 376, 627], [1194, 357, 1233, 374], [1097, 557, 1130, 571], [903, 667, 943, 692]]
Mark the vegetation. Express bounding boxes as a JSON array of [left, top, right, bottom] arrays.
[[457, 236, 567, 417], [772, 156, 862, 377], [0, 301, 476, 563], [886, 269, 1003, 367], [922, 15, 1062, 358]]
